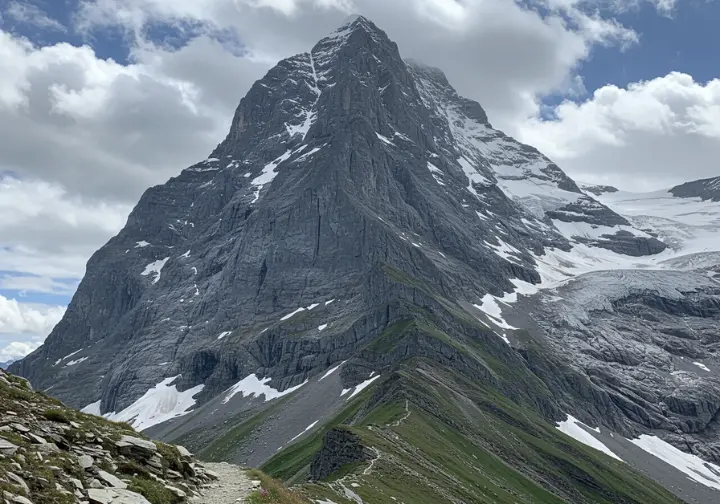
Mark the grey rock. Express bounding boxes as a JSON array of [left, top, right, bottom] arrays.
[[97, 470, 127, 489], [175, 445, 192, 458], [670, 176, 720, 202], [117, 436, 156, 455], [27, 433, 47, 444], [36, 442, 60, 454], [0, 438, 18, 455], [10, 423, 29, 433], [580, 183, 619, 196], [7, 472, 29, 494], [88, 488, 153, 504], [78, 454, 94, 469], [164, 485, 186, 498], [10, 496, 33, 504], [310, 428, 372, 480]]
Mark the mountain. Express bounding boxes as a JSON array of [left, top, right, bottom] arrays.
[[11, 16, 720, 504], [0, 359, 15, 369]]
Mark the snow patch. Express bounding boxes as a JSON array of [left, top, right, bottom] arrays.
[[474, 295, 517, 334], [141, 257, 169, 285], [556, 415, 622, 461], [693, 362, 711, 372], [281, 301, 326, 321], [319, 361, 346, 381], [458, 157, 489, 198], [104, 376, 204, 431], [427, 161, 446, 186], [486, 238, 522, 264], [135, 241, 150, 248], [223, 374, 307, 404], [217, 331, 232, 340], [55, 348, 83, 365], [81, 400, 102, 416], [376, 133, 395, 146], [65, 356, 88, 367], [251, 146, 307, 203], [281, 308, 306, 321], [318, 324, 328, 331], [289, 421, 319, 443], [344, 375, 381, 400], [630, 435, 720, 490]]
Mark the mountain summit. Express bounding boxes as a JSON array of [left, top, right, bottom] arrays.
[[13, 16, 720, 504]]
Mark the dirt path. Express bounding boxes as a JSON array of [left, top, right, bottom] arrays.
[[191, 462, 256, 504]]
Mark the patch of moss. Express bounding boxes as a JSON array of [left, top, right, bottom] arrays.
[[0, 430, 26, 446], [127, 477, 183, 504], [157, 442, 184, 474], [116, 459, 152, 478], [43, 408, 72, 423]]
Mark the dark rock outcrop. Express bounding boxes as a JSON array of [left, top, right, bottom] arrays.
[[310, 428, 372, 481], [670, 176, 720, 202]]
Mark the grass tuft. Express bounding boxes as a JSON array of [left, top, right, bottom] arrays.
[[245, 470, 311, 504], [43, 408, 72, 423], [127, 477, 183, 504]]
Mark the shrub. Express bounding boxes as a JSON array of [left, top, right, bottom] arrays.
[[43, 408, 71, 424]]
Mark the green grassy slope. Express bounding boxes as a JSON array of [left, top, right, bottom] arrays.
[[262, 359, 683, 504]]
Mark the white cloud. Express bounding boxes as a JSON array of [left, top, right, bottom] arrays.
[[74, 0, 638, 128], [0, 30, 224, 201], [4, 1, 67, 32], [517, 72, 720, 191], [0, 176, 130, 279], [0, 341, 42, 362], [0, 275, 79, 297], [0, 294, 65, 361]]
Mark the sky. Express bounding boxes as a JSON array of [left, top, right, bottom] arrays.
[[0, 0, 719, 361]]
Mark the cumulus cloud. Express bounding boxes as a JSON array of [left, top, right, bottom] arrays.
[[518, 72, 720, 191], [0, 31, 225, 202], [0, 341, 42, 362], [0, 176, 130, 279], [74, 0, 638, 128], [0, 294, 65, 361]]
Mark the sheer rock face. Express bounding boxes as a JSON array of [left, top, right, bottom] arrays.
[[12, 14, 718, 478]]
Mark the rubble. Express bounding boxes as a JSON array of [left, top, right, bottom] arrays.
[[0, 368, 217, 504]]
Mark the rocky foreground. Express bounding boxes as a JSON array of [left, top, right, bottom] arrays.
[[0, 367, 255, 504]]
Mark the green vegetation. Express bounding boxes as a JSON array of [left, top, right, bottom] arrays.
[[0, 447, 80, 504], [261, 397, 367, 484], [245, 470, 311, 504], [127, 477, 183, 504], [261, 357, 683, 504], [43, 408, 72, 423]]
